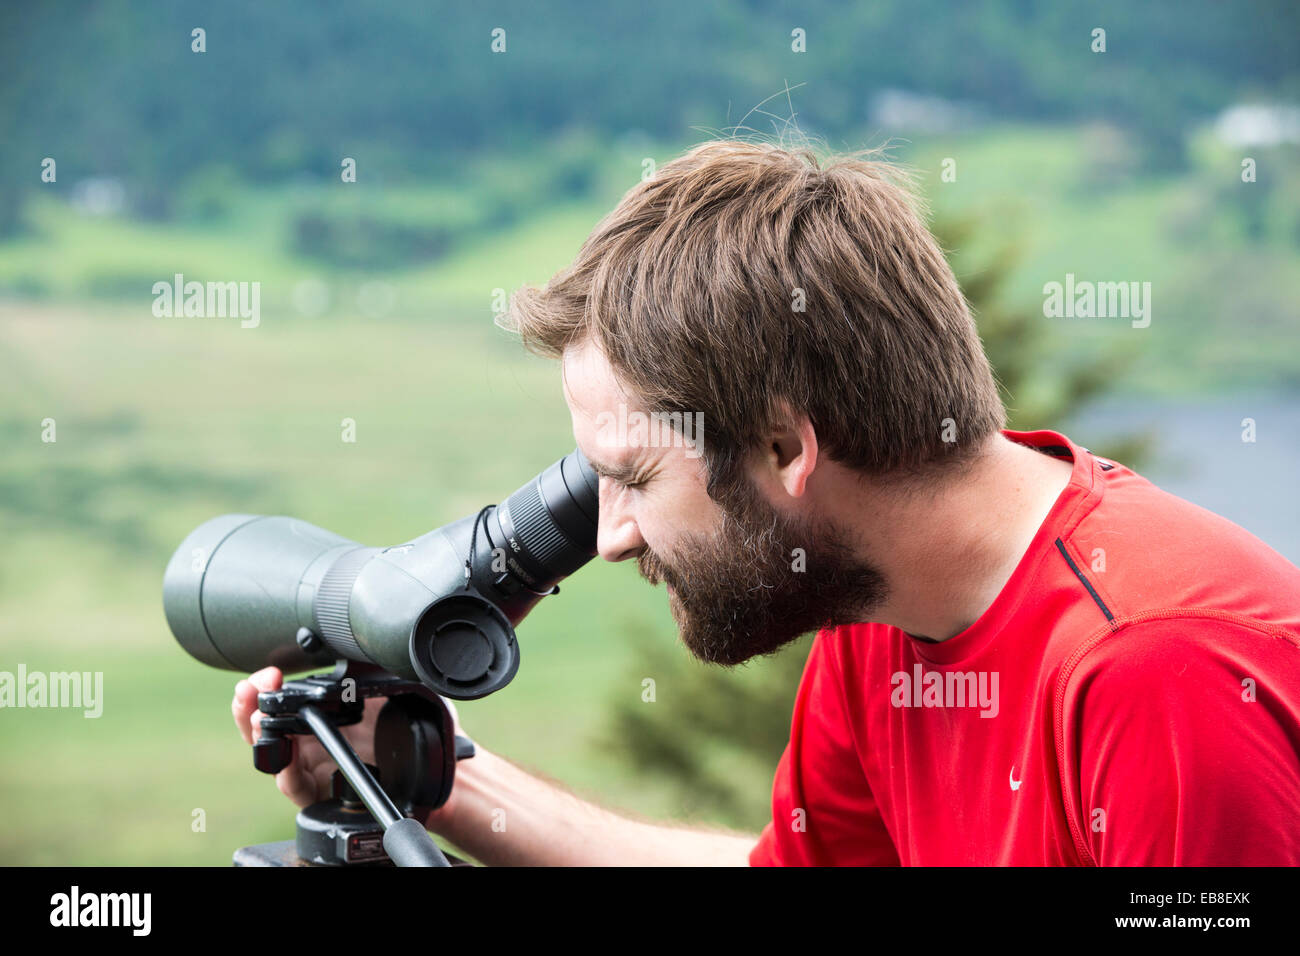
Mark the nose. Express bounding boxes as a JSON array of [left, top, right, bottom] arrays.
[[596, 477, 645, 562]]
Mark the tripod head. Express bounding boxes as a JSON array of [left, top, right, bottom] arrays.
[[241, 660, 476, 867]]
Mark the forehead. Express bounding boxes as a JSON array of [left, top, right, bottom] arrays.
[[562, 341, 665, 471], [561, 339, 635, 420]]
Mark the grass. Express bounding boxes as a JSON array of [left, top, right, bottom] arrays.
[[0, 303, 698, 865]]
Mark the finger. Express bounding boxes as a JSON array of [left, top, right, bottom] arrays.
[[248, 666, 283, 693], [232, 679, 259, 745], [294, 736, 329, 770], [275, 738, 319, 809], [235, 668, 283, 745]]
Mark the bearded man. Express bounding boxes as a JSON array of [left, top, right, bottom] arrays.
[[234, 139, 1300, 866]]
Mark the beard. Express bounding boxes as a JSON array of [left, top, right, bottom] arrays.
[[636, 476, 889, 666]]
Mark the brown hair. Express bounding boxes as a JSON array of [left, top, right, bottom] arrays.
[[502, 137, 1006, 499]]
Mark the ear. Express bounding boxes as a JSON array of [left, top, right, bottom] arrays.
[[764, 401, 818, 499]]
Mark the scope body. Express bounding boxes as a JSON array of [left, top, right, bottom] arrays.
[[163, 449, 598, 699]]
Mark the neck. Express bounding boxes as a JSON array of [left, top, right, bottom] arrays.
[[844, 435, 1075, 642]]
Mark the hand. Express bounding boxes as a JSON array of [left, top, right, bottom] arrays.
[[232, 666, 377, 808], [232, 666, 468, 824]]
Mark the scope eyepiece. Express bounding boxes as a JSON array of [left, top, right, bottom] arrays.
[[480, 450, 598, 598]]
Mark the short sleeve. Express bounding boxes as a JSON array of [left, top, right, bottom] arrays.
[[1063, 615, 1300, 865], [749, 629, 898, 866]]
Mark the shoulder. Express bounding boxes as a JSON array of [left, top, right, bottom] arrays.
[[1062, 611, 1300, 690], [1055, 611, 1300, 748], [1062, 471, 1300, 624]]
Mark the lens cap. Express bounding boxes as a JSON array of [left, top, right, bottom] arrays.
[[408, 593, 519, 700]]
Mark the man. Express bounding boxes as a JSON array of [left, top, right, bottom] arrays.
[[234, 139, 1300, 865]]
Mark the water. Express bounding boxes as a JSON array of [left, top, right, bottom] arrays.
[[1061, 390, 1300, 565]]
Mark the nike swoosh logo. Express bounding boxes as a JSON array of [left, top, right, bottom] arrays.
[[1009, 767, 1022, 791]]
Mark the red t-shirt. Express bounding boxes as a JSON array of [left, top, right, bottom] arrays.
[[749, 428, 1300, 866]]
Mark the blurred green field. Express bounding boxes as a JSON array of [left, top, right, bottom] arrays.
[[1, 122, 1298, 864], [0, 303, 708, 864]]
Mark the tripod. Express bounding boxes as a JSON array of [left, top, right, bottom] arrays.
[[234, 660, 476, 867]]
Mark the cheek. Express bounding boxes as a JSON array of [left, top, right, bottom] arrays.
[[640, 500, 711, 566], [673, 489, 724, 543], [639, 467, 721, 556], [636, 498, 691, 565], [633, 506, 668, 555]]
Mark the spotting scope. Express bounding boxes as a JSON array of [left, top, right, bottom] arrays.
[[163, 449, 598, 699]]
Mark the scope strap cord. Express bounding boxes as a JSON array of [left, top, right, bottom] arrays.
[[463, 503, 560, 598], [463, 506, 495, 589]]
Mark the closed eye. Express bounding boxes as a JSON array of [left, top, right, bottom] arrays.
[[592, 459, 647, 488], [603, 474, 645, 491]]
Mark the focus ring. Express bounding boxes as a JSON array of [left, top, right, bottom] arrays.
[[314, 546, 381, 661], [505, 481, 569, 570]]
